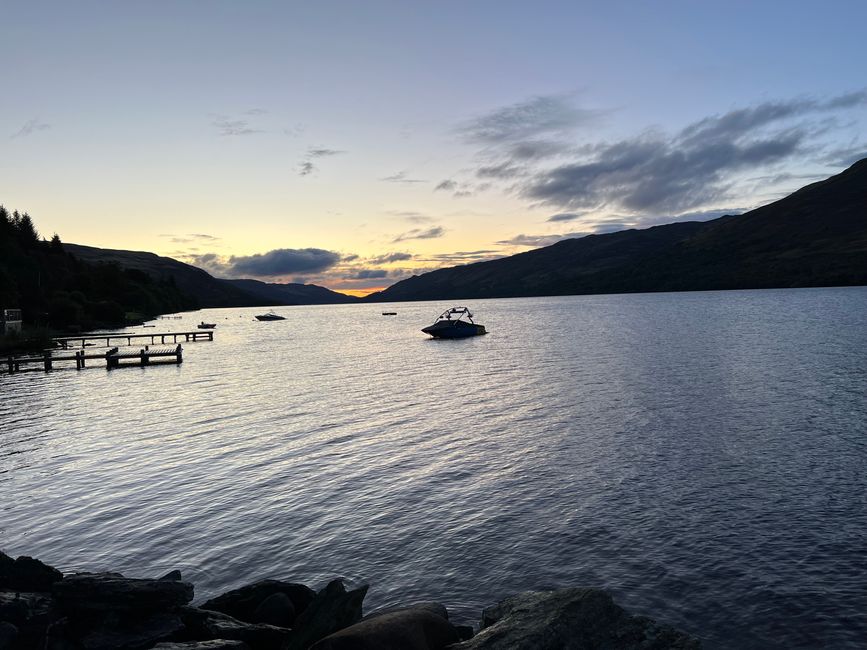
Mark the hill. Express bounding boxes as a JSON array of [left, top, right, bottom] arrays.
[[65, 244, 356, 307], [366, 159, 867, 301], [222, 279, 358, 305]]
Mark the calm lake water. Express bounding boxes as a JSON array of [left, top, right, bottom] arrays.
[[2, 288, 866, 648]]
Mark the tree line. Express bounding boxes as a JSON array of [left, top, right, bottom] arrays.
[[0, 205, 197, 334]]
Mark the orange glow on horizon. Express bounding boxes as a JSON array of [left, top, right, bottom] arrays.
[[335, 286, 386, 298]]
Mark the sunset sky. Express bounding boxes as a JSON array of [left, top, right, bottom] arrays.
[[2, 1, 866, 295]]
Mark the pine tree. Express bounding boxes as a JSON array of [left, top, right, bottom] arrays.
[[50, 233, 64, 252]]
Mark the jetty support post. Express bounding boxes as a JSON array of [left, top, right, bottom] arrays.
[[43, 352, 52, 371], [6, 356, 13, 374], [176, 344, 183, 364], [140, 349, 149, 365], [105, 347, 119, 370]]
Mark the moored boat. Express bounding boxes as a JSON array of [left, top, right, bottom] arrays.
[[197, 321, 216, 329], [255, 311, 286, 321], [421, 307, 486, 338]]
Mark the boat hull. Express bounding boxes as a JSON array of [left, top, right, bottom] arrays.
[[421, 321, 486, 338]]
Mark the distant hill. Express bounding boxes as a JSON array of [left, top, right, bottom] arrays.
[[366, 158, 867, 301], [65, 244, 264, 308], [65, 244, 357, 307], [222, 278, 359, 305]]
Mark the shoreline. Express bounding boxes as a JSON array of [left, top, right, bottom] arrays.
[[1, 551, 700, 649]]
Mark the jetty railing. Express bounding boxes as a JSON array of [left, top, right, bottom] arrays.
[[53, 330, 213, 348]]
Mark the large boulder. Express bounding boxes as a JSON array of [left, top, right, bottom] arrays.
[[0, 552, 63, 592], [285, 579, 368, 650], [448, 588, 700, 650], [201, 579, 315, 626], [311, 603, 460, 650], [180, 607, 292, 650], [52, 573, 194, 616]]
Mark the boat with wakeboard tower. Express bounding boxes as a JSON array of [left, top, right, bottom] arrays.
[[421, 307, 486, 338], [255, 311, 286, 321]]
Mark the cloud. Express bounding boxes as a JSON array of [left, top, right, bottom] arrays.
[[212, 115, 261, 136], [299, 161, 315, 176], [434, 180, 457, 192], [381, 171, 426, 183], [521, 91, 867, 213], [392, 226, 445, 242], [370, 252, 413, 264], [347, 269, 389, 279], [424, 249, 503, 263], [476, 162, 524, 179], [458, 94, 600, 144], [307, 147, 345, 158], [189, 248, 341, 277], [496, 233, 587, 247], [11, 118, 51, 138], [547, 212, 582, 222], [388, 210, 434, 223]]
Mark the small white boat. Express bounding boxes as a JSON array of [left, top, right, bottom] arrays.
[[255, 311, 286, 321], [422, 307, 486, 338]]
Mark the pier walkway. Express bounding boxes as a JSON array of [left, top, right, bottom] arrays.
[[5, 345, 184, 373], [54, 330, 213, 348]]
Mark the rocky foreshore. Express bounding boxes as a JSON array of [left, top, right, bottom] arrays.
[[0, 551, 700, 649]]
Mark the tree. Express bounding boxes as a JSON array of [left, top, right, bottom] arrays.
[[16, 212, 39, 243], [50, 233, 64, 252]]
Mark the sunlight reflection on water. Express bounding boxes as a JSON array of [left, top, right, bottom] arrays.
[[2, 288, 866, 648]]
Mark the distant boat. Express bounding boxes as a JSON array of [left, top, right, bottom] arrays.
[[255, 311, 286, 321], [197, 321, 216, 329], [422, 307, 486, 338], [382, 312, 397, 316]]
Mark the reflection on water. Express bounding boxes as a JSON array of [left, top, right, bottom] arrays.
[[2, 288, 866, 648]]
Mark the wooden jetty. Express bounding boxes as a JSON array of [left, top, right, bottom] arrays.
[[5, 345, 183, 373], [54, 330, 213, 349]]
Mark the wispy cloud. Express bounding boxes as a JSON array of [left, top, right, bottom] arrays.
[[392, 226, 445, 242], [388, 210, 435, 224], [381, 171, 427, 183], [11, 118, 51, 138], [546, 213, 582, 222], [370, 252, 413, 264], [212, 115, 262, 136], [457, 94, 601, 145], [298, 146, 347, 176], [347, 268, 389, 279]]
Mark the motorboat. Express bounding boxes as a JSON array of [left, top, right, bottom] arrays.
[[421, 307, 486, 338], [197, 321, 216, 329], [255, 311, 286, 321]]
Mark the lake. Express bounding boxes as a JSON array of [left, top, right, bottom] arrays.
[[2, 288, 866, 648]]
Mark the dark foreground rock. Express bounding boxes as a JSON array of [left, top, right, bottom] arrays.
[[449, 588, 700, 650], [311, 602, 460, 650], [201, 579, 315, 627], [285, 579, 368, 650], [180, 607, 292, 650], [0, 551, 700, 650], [0, 552, 63, 592]]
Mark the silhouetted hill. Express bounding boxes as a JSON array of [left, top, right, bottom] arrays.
[[65, 244, 264, 308], [223, 279, 359, 305], [65, 244, 357, 307], [366, 159, 867, 301]]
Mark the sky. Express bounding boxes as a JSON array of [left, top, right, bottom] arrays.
[[2, 1, 866, 295]]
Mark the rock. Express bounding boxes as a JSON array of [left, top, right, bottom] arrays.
[[153, 642, 251, 650], [454, 625, 474, 641], [252, 592, 294, 627], [160, 570, 183, 582], [52, 573, 194, 615], [448, 588, 701, 650], [311, 603, 460, 650], [285, 579, 368, 650], [0, 591, 56, 648], [0, 552, 64, 592], [364, 602, 450, 622], [201, 579, 315, 625], [78, 612, 184, 650], [180, 607, 292, 650], [0, 622, 18, 650]]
